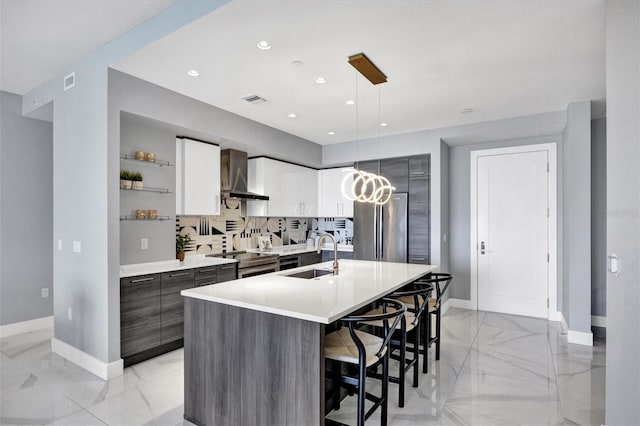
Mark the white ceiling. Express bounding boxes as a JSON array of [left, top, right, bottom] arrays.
[[114, 0, 606, 145], [1, 1, 605, 145], [0, 0, 176, 95]]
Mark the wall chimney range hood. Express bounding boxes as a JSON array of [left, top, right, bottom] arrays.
[[220, 149, 269, 201]]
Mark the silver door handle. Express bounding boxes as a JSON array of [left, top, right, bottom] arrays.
[[480, 241, 493, 255]]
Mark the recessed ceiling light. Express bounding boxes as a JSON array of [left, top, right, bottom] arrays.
[[328, 131, 335, 135], [380, 122, 388, 127], [292, 60, 303, 66], [257, 40, 271, 50], [288, 113, 297, 118], [187, 70, 200, 77], [460, 108, 473, 114], [345, 100, 355, 105], [315, 77, 327, 84]]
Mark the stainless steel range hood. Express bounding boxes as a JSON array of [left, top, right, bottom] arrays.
[[220, 149, 269, 201]]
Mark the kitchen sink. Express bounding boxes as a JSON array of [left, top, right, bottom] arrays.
[[284, 269, 334, 279]]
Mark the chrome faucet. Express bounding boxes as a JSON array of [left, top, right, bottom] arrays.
[[317, 232, 339, 275]]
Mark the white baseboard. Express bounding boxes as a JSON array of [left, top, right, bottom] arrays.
[[548, 310, 562, 322], [51, 338, 123, 380], [591, 315, 607, 328], [448, 298, 474, 310], [441, 298, 451, 316], [0, 316, 53, 338], [567, 330, 594, 346]]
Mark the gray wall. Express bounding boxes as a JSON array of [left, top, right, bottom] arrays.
[[119, 116, 176, 264], [447, 134, 562, 302], [590, 118, 606, 318], [605, 1, 640, 423], [562, 101, 592, 333], [0, 91, 53, 325], [20, 0, 234, 364]]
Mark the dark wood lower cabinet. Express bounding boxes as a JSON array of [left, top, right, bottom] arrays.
[[121, 264, 238, 366], [161, 270, 195, 345], [120, 274, 161, 359]]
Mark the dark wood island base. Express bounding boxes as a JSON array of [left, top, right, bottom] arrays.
[[184, 297, 325, 425]]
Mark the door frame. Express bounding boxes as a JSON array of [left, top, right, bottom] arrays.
[[470, 143, 558, 320]]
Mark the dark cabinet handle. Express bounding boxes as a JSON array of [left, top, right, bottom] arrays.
[[219, 265, 235, 270], [410, 257, 426, 261], [198, 268, 217, 273], [197, 281, 217, 286], [169, 272, 190, 278], [410, 171, 426, 175], [131, 277, 155, 283]]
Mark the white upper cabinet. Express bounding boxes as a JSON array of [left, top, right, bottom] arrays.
[[318, 168, 354, 218], [176, 138, 220, 216], [247, 157, 318, 217]]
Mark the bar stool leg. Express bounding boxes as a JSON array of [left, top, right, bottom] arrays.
[[357, 362, 366, 426], [381, 348, 390, 426], [436, 308, 441, 360], [413, 321, 420, 387], [422, 309, 430, 374], [399, 317, 406, 407]]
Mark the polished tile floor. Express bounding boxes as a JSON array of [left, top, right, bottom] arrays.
[[0, 308, 605, 425]]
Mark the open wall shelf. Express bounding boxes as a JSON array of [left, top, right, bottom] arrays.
[[120, 216, 174, 221], [120, 186, 172, 194], [120, 154, 172, 167]]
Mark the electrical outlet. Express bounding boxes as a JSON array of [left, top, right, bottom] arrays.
[[67, 307, 72, 321], [57, 239, 63, 251], [73, 240, 81, 253], [141, 238, 148, 250], [41, 288, 49, 298]]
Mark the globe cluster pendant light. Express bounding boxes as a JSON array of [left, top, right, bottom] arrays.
[[341, 53, 394, 205]]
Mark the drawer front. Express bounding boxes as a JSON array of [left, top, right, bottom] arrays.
[[216, 264, 237, 283], [161, 269, 195, 283], [299, 252, 322, 266], [195, 266, 217, 281], [161, 279, 194, 344], [195, 279, 218, 287], [120, 275, 161, 357]]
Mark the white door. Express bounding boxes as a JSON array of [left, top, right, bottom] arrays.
[[476, 149, 550, 318]]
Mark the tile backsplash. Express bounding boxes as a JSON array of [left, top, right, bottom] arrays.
[[177, 198, 353, 256]]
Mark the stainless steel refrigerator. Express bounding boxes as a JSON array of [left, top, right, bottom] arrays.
[[353, 192, 408, 262]]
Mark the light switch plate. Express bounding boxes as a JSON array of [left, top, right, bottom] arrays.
[[57, 239, 63, 251], [608, 253, 619, 275], [73, 240, 81, 253], [141, 238, 148, 250]]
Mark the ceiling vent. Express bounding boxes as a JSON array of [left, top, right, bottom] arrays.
[[63, 72, 75, 91], [241, 94, 267, 104]]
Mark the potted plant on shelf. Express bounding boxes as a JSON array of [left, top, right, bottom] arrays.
[[176, 234, 192, 262], [120, 170, 132, 189], [131, 171, 144, 190]]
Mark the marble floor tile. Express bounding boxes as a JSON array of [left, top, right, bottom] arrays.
[[46, 409, 106, 425], [1, 309, 606, 426], [0, 379, 82, 425], [86, 370, 184, 426]]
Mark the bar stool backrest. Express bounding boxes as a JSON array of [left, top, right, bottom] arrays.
[[340, 298, 407, 362], [390, 283, 434, 328], [416, 273, 453, 308]]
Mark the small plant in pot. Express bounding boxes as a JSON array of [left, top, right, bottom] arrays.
[[176, 234, 192, 262], [120, 170, 132, 189], [131, 171, 144, 190]]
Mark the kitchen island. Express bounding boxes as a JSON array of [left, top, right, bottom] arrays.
[[181, 259, 435, 426]]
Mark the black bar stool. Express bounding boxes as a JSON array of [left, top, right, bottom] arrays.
[[365, 282, 434, 407], [413, 273, 454, 371], [324, 298, 406, 426]]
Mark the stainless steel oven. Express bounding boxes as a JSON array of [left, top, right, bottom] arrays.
[[208, 251, 280, 278]]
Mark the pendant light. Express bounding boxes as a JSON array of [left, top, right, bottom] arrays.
[[341, 53, 394, 205]]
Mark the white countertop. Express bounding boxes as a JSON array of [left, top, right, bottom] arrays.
[[181, 259, 435, 324], [120, 255, 237, 278], [246, 243, 353, 256]]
